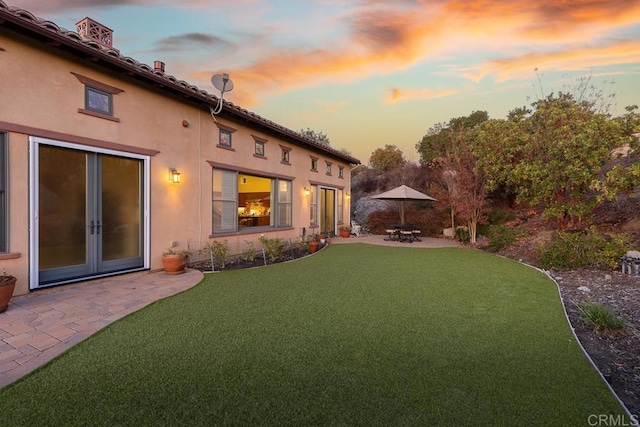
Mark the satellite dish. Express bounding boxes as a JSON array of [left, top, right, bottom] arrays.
[[210, 73, 234, 115], [211, 73, 234, 93]]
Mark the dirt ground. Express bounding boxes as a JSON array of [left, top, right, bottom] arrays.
[[494, 206, 640, 416]]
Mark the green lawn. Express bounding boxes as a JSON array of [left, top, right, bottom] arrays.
[[0, 244, 627, 425]]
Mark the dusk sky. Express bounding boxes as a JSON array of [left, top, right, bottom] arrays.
[[9, 0, 640, 163]]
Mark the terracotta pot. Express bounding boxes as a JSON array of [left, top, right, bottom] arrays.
[[340, 230, 350, 238], [0, 276, 17, 313], [308, 241, 319, 254], [162, 255, 186, 275]]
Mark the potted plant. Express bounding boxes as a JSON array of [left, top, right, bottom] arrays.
[[339, 225, 350, 238], [0, 270, 17, 313], [162, 248, 190, 275], [307, 234, 319, 254]]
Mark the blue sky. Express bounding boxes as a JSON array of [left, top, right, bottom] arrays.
[[9, 0, 640, 163]]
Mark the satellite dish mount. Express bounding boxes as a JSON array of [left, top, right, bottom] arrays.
[[210, 73, 234, 116]]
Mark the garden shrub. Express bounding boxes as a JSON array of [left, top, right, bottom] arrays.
[[485, 225, 526, 251], [243, 240, 257, 262], [575, 301, 626, 336], [203, 240, 230, 270], [537, 227, 628, 270], [259, 235, 287, 263], [455, 227, 470, 243], [487, 208, 516, 225]]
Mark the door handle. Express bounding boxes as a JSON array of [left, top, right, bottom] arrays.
[[89, 220, 95, 235], [96, 220, 101, 235]]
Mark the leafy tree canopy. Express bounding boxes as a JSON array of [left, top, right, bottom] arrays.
[[416, 110, 488, 164], [298, 127, 331, 146], [474, 93, 640, 230], [369, 144, 405, 174]]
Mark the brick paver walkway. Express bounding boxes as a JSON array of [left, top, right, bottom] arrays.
[[0, 269, 203, 388]]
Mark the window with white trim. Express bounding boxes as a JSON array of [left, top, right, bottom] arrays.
[[337, 188, 344, 224], [212, 168, 292, 233], [309, 185, 317, 226]]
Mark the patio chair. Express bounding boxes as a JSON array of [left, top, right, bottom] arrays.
[[350, 220, 362, 237], [384, 228, 398, 241], [400, 229, 413, 242]]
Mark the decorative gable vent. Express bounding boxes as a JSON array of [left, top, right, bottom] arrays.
[[76, 17, 114, 49]]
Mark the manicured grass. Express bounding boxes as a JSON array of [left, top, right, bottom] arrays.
[[0, 245, 627, 425]]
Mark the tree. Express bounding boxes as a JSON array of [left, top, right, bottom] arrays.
[[298, 127, 330, 145], [429, 125, 487, 243], [369, 144, 405, 174], [416, 111, 488, 164], [475, 93, 640, 230]]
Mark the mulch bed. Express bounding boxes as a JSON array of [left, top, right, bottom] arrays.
[[551, 269, 640, 416]]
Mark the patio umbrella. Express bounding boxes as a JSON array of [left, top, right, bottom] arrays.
[[371, 184, 436, 225]]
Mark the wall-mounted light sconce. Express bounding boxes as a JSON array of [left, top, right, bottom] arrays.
[[169, 168, 181, 184], [346, 192, 351, 199], [303, 186, 311, 196]]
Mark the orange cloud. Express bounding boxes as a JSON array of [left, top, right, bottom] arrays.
[[385, 87, 458, 105], [461, 39, 640, 83], [192, 0, 640, 107]]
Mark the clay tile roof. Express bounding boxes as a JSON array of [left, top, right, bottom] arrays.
[[0, 0, 360, 164]]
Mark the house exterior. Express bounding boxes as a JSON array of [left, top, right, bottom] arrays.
[[0, 2, 360, 296]]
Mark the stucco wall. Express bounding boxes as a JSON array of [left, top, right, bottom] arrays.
[[0, 29, 352, 295]]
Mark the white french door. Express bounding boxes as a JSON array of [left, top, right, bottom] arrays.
[[30, 137, 150, 289]]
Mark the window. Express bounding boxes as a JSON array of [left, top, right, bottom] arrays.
[[338, 166, 344, 179], [216, 124, 237, 149], [326, 161, 332, 176], [212, 168, 292, 233], [212, 169, 237, 233], [309, 185, 317, 226], [337, 188, 344, 224], [219, 129, 232, 148], [281, 145, 291, 164], [311, 157, 318, 171], [86, 86, 112, 115], [254, 140, 265, 157], [276, 180, 292, 227], [72, 72, 122, 121], [0, 133, 6, 252]]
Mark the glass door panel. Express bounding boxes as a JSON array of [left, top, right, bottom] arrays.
[[320, 188, 335, 236], [38, 145, 89, 271], [101, 155, 142, 261]]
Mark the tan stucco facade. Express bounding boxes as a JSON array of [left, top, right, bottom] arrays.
[[0, 8, 358, 296]]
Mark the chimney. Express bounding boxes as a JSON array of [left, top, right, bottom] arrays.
[[76, 17, 115, 50], [154, 61, 165, 73]]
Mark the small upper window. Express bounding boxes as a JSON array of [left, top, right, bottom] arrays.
[[311, 157, 318, 171], [219, 130, 232, 147], [86, 86, 112, 115], [216, 124, 237, 150], [326, 161, 332, 176], [338, 166, 344, 178], [281, 146, 291, 164], [72, 72, 122, 121], [255, 140, 265, 157]]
